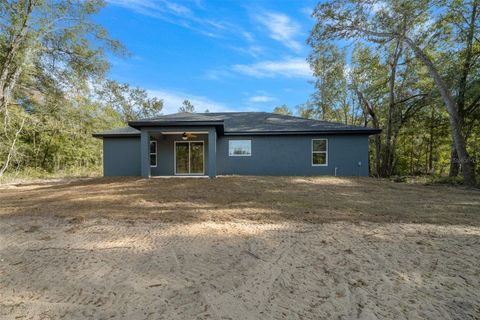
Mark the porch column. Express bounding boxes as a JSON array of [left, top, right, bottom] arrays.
[[140, 129, 151, 178], [208, 128, 217, 178]]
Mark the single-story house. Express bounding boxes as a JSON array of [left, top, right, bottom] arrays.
[[93, 112, 380, 178]]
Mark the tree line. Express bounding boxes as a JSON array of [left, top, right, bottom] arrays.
[[275, 0, 479, 186], [1, 0, 478, 186], [0, 1, 163, 177], [0, 1, 208, 179]]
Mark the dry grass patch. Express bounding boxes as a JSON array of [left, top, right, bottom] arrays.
[[0, 176, 478, 225]]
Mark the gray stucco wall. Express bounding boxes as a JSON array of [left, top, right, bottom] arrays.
[[103, 138, 141, 176], [102, 134, 370, 177], [217, 135, 369, 176]]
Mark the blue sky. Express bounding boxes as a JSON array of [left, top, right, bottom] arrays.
[[96, 0, 318, 114]]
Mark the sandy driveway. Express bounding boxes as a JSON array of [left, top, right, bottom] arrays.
[[1, 216, 479, 319]]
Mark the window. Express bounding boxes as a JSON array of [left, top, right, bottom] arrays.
[[312, 139, 328, 166], [229, 140, 251, 156], [150, 141, 157, 167]]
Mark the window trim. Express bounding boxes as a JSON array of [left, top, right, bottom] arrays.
[[150, 140, 157, 168], [228, 139, 252, 157], [311, 139, 328, 166]]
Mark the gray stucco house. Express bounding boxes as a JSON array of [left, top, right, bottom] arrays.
[[93, 112, 380, 178]]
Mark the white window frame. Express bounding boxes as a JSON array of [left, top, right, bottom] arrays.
[[150, 140, 157, 167], [311, 139, 328, 166], [228, 140, 252, 157]]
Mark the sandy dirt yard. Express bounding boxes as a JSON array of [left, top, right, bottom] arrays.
[[0, 176, 479, 319]]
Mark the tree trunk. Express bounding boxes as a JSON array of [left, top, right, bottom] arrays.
[[449, 144, 460, 176], [428, 107, 435, 173], [403, 37, 476, 186], [372, 117, 381, 177], [0, 0, 33, 111], [409, 133, 414, 174], [355, 88, 381, 177], [358, 27, 477, 185], [0, 117, 26, 176], [381, 40, 402, 177], [1, 57, 26, 121], [449, 0, 477, 177], [389, 127, 402, 176]]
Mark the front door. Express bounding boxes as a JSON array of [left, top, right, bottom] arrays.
[[175, 141, 204, 175]]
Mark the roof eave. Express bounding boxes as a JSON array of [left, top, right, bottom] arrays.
[[224, 129, 382, 136], [127, 120, 224, 129], [128, 120, 225, 135], [92, 133, 140, 139]]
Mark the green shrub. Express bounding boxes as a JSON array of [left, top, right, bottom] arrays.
[[424, 175, 464, 186]]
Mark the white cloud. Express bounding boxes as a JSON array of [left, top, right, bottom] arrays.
[[233, 57, 312, 78], [163, 1, 192, 16], [230, 44, 265, 58], [253, 11, 303, 51], [107, 0, 191, 18], [242, 31, 254, 42], [301, 7, 314, 18], [147, 88, 234, 114], [203, 69, 234, 81], [248, 95, 276, 103], [107, 0, 251, 40], [107, 0, 192, 18]]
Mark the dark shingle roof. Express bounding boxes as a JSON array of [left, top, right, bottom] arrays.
[[134, 112, 225, 122], [94, 112, 380, 137], [127, 112, 225, 130], [204, 112, 378, 134], [92, 126, 140, 138]]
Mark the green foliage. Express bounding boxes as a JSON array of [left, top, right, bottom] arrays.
[[179, 100, 195, 113], [308, 0, 480, 183], [98, 80, 163, 122], [273, 105, 293, 116], [308, 44, 363, 124], [0, 0, 162, 178]]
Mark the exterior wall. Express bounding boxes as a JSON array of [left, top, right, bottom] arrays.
[[102, 134, 370, 177], [103, 138, 141, 176], [150, 134, 209, 176], [216, 135, 370, 176]]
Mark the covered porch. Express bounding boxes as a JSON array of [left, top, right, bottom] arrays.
[[139, 126, 218, 178]]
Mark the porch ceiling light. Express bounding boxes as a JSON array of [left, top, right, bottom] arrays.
[[182, 132, 188, 140]]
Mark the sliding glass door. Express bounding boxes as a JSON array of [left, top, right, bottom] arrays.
[[175, 142, 189, 174], [175, 141, 204, 175]]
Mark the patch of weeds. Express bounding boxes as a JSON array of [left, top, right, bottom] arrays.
[[400, 175, 475, 187], [0, 167, 101, 183], [425, 176, 464, 186], [391, 176, 408, 183]]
